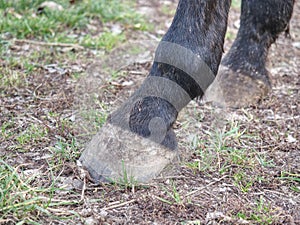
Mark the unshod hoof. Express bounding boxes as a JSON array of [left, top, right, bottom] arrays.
[[205, 65, 271, 108], [79, 123, 178, 183]]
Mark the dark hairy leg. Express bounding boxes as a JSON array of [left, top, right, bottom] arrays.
[[207, 0, 295, 107], [80, 0, 231, 182], [123, 0, 231, 149]]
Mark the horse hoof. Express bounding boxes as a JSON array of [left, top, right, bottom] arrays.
[[205, 65, 271, 108], [79, 123, 178, 183]]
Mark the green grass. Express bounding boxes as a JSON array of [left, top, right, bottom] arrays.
[[183, 120, 286, 223], [0, 67, 28, 89], [77, 102, 109, 135], [16, 124, 48, 146], [51, 138, 81, 162], [0, 0, 148, 50], [186, 122, 271, 194], [187, 122, 255, 173], [279, 171, 300, 192], [1, 121, 15, 139], [80, 32, 126, 50], [0, 159, 80, 224], [236, 197, 274, 224]]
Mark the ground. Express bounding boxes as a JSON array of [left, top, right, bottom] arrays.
[[0, 0, 299, 224]]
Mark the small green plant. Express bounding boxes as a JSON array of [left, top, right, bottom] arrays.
[[279, 171, 300, 183], [109, 161, 139, 191], [0, 68, 27, 89], [157, 181, 183, 205], [232, 170, 253, 193], [59, 139, 78, 160], [290, 186, 300, 192], [186, 149, 216, 173], [256, 155, 275, 168], [80, 109, 108, 133]]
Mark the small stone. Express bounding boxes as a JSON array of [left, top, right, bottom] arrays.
[[292, 42, 300, 49], [121, 81, 134, 86], [111, 24, 123, 35], [38, 1, 64, 12], [99, 209, 108, 217], [84, 217, 98, 225], [287, 135, 297, 143]]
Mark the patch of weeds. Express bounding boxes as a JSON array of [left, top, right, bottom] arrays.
[[0, 38, 10, 55], [279, 171, 300, 183], [187, 121, 266, 193], [0, 159, 79, 224], [188, 122, 256, 173], [165, 181, 183, 205], [50, 137, 81, 165], [16, 124, 48, 146], [58, 117, 74, 137], [186, 148, 216, 173], [256, 155, 275, 168], [111, 69, 127, 81], [236, 197, 275, 224], [290, 186, 300, 192], [2, 48, 55, 72], [226, 148, 248, 166]]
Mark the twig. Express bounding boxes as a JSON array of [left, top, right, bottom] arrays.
[[102, 199, 136, 210], [13, 39, 85, 50], [154, 175, 188, 180], [80, 176, 86, 202], [185, 175, 228, 197]]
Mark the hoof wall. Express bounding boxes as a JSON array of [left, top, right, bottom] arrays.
[[79, 123, 177, 183]]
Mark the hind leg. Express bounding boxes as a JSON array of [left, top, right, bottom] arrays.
[[207, 0, 294, 107]]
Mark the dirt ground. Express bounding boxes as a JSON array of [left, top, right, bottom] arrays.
[[0, 0, 299, 224]]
